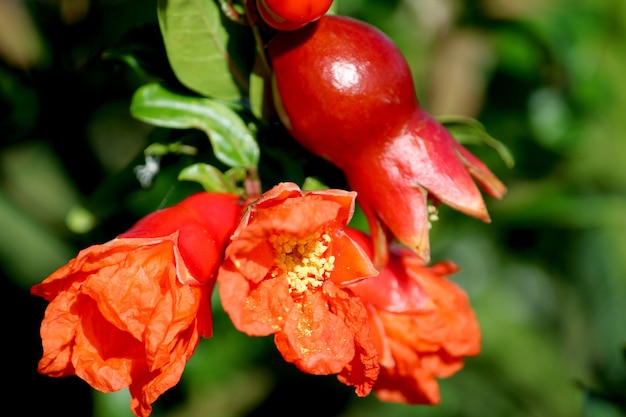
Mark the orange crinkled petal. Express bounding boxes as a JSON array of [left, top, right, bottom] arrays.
[[31, 235, 210, 417], [328, 283, 380, 397], [219, 261, 294, 336], [274, 289, 356, 374], [346, 228, 481, 405], [368, 268, 481, 405], [36, 281, 86, 378]]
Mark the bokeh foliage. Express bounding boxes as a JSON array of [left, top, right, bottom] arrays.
[[2, 0, 625, 416]]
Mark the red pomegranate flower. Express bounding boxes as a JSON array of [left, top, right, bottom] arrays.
[[346, 228, 481, 405], [268, 15, 507, 265], [31, 192, 243, 417], [217, 182, 380, 395]]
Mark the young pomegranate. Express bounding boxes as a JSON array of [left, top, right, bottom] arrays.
[[256, 0, 333, 31], [268, 15, 506, 265]]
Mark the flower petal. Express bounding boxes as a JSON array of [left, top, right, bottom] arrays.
[[36, 282, 83, 377], [328, 283, 380, 396], [129, 326, 200, 417], [274, 290, 355, 375], [72, 300, 143, 393], [80, 240, 177, 340], [345, 228, 432, 312], [219, 260, 294, 336], [329, 229, 379, 286]]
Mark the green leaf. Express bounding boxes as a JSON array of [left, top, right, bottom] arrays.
[[157, 0, 253, 100], [130, 82, 260, 168], [144, 141, 198, 156], [248, 58, 267, 122], [439, 115, 515, 168], [223, 166, 247, 184], [178, 163, 239, 193], [302, 176, 328, 191], [0, 190, 75, 289], [582, 391, 625, 417]]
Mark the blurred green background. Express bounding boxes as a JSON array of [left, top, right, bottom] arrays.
[[2, 0, 625, 416]]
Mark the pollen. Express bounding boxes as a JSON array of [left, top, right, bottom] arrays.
[[269, 230, 335, 294]]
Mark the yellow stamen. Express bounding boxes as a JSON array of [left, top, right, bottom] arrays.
[[269, 231, 336, 294], [427, 204, 439, 229]]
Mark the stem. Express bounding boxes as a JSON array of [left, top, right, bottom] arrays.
[[218, 0, 246, 24], [243, 0, 272, 77], [244, 166, 262, 198]]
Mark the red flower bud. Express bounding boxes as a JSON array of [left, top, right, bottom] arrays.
[[268, 15, 506, 264]]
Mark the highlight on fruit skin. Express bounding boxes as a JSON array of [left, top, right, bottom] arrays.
[[256, 0, 333, 31], [268, 15, 506, 265]]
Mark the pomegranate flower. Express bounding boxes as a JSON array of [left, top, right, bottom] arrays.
[[346, 228, 481, 405], [31, 192, 243, 417], [268, 15, 507, 265], [217, 182, 380, 396]]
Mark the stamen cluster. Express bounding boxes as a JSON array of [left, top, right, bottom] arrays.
[[269, 231, 335, 293]]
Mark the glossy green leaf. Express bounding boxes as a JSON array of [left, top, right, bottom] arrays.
[[302, 176, 328, 191], [224, 166, 247, 183], [582, 390, 625, 417], [157, 0, 252, 100], [144, 141, 198, 156], [179, 163, 240, 193], [131, 82, 259, 168], [439, 115, 515, 168], [248, 59, 267, 122], [0, 190, 75, 289]]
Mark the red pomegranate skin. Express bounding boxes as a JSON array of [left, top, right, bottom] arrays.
[[268, 15, 506, 263], [256, 0, 333, 31], [269, 16, 417, 161]]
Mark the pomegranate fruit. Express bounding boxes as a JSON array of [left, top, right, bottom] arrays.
[[268, 15, 506, 264], [256, 0, 333, 31]]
